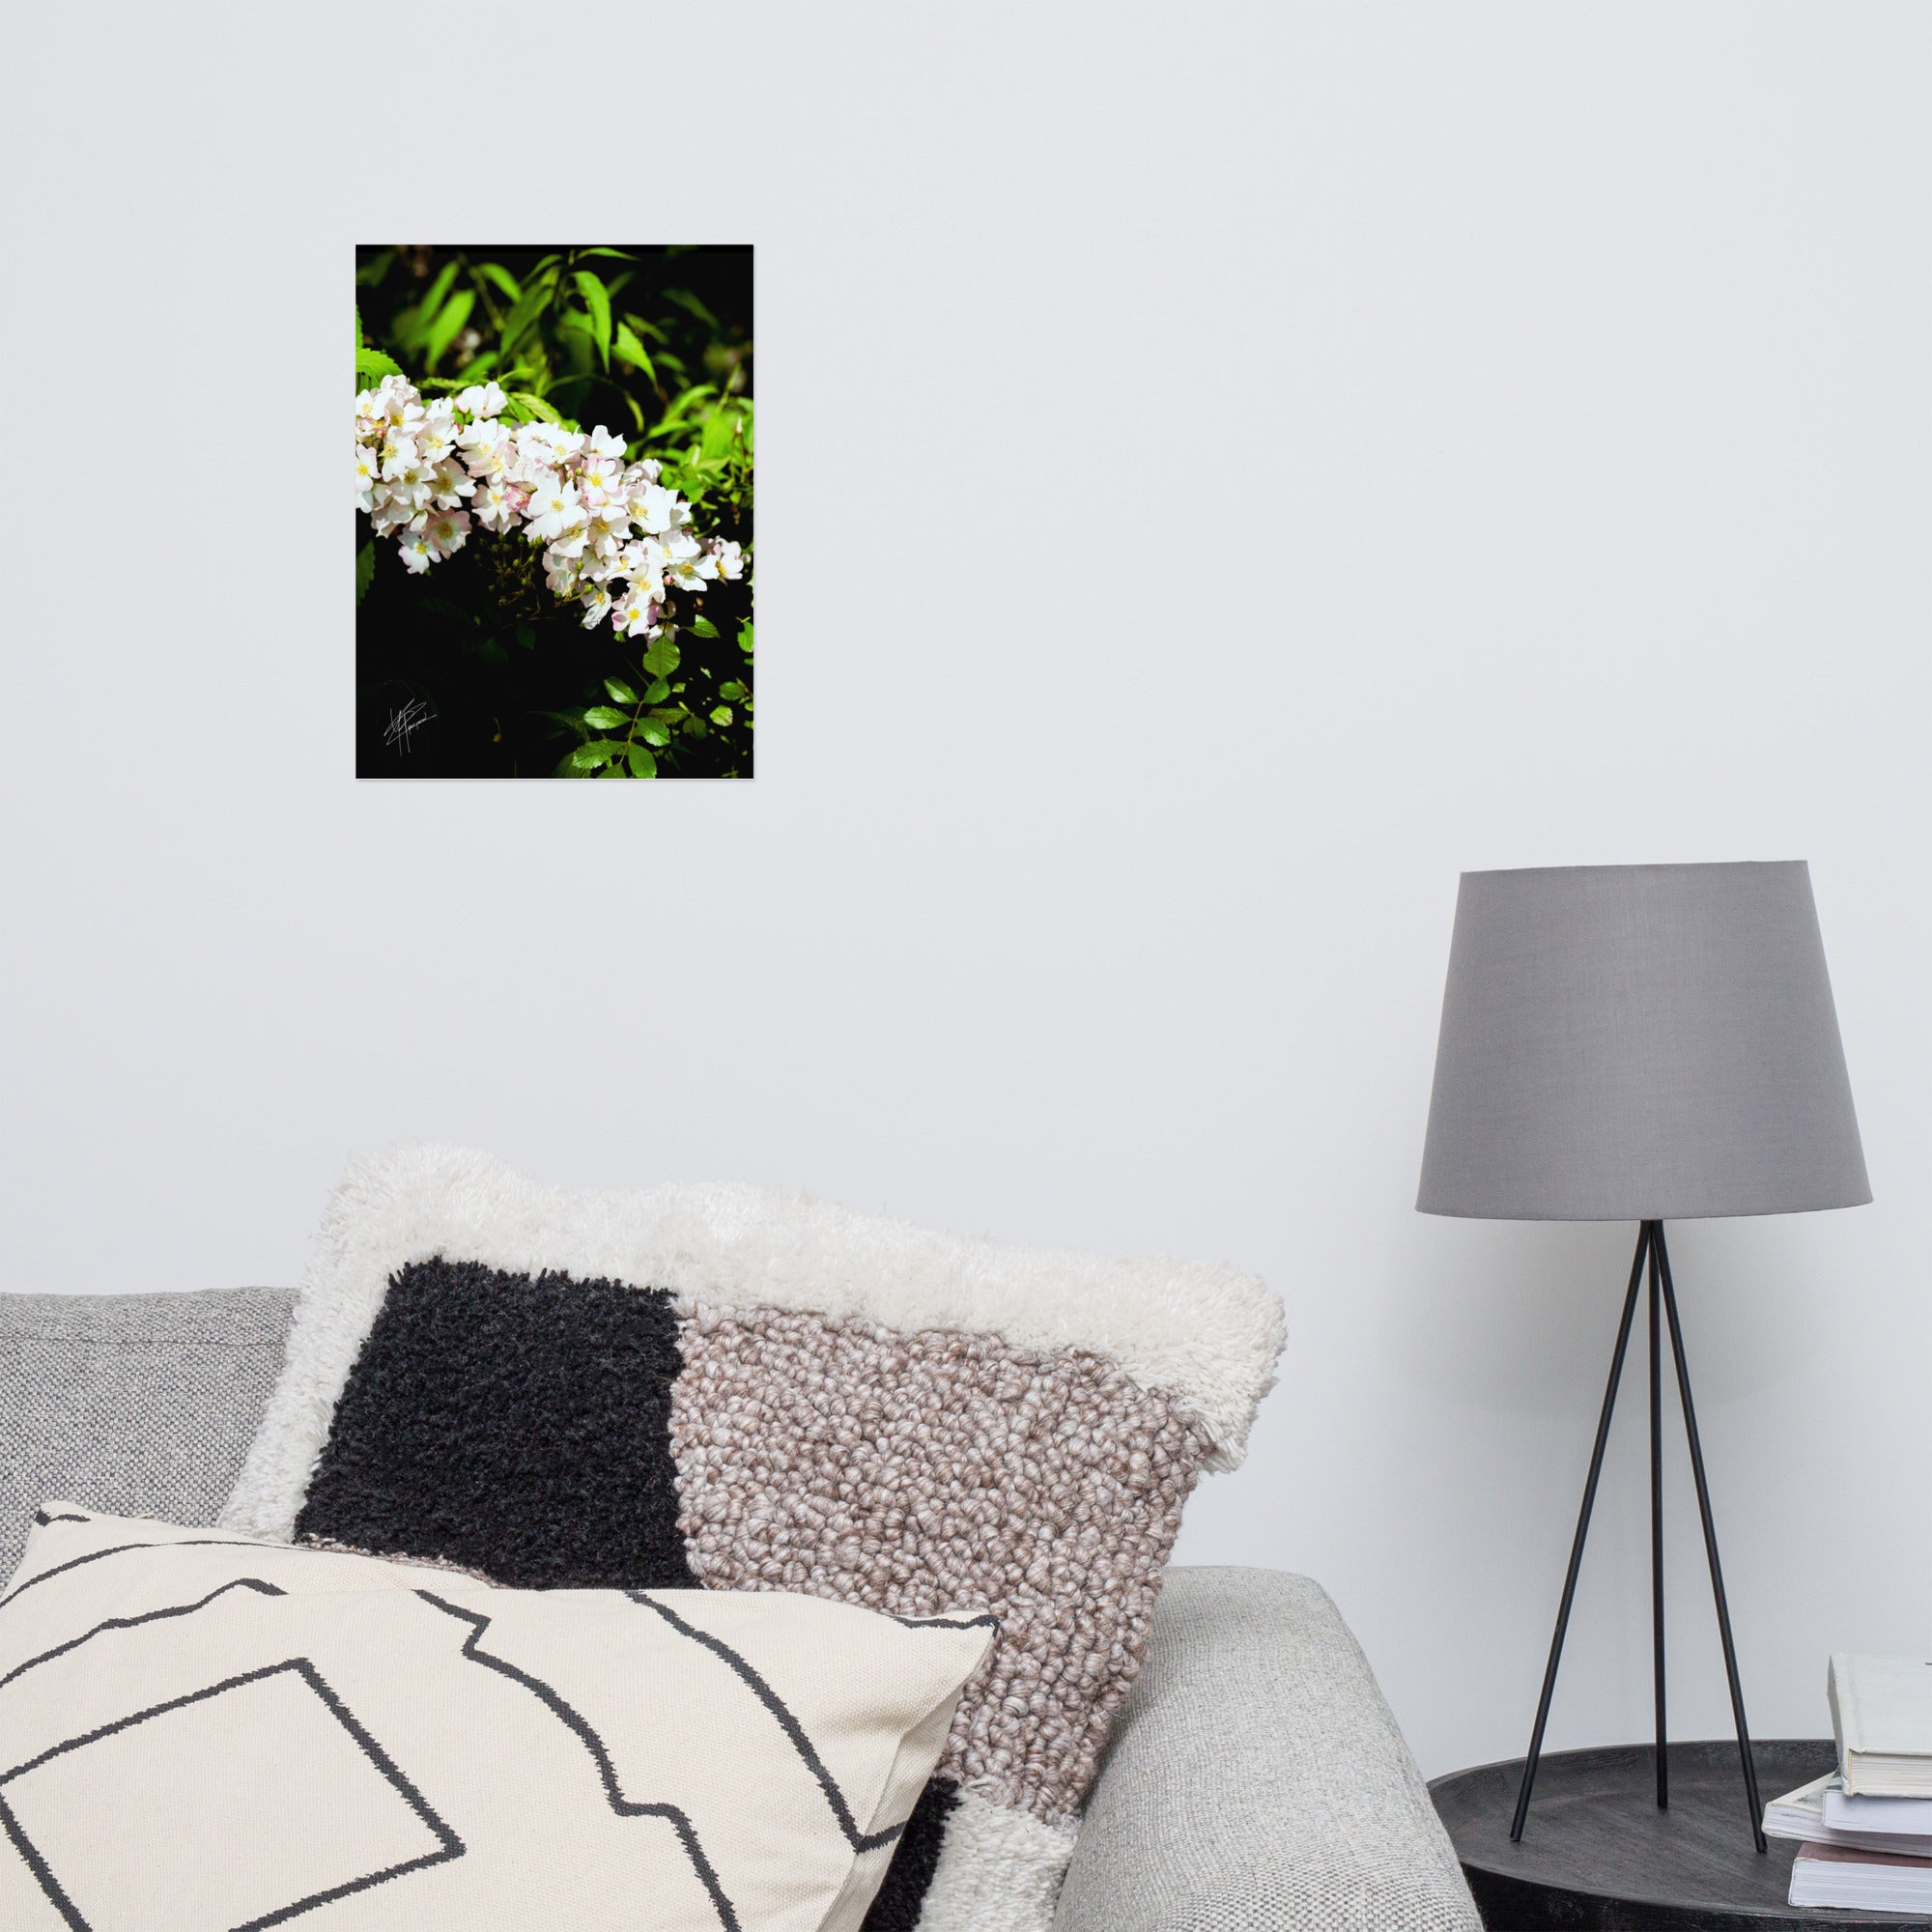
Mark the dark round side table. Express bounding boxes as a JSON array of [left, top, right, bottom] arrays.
[[1431, 1740, 1932, 1929]]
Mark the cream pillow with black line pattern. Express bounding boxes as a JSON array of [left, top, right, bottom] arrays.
[[0, 1506, 994, 1932]]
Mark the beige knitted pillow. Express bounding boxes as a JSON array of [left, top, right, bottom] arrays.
[[0, 1506, 993, 1932]]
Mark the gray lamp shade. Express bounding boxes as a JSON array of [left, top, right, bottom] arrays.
[[1417, 862, 1869, 1221]]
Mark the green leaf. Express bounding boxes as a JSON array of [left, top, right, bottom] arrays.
[[423, 288, 475, 371], [355, 540, 374, 606], [710, 705, 733, 726], [355, 348, 403, 381], [582, 706, 629, 729], [627, 744, 659, 779], [474, 261, 521, 301], [355, 306, 363, 353], [663, 287, 723, 332], [516, 624, 536, 650], [720, 681, 746, 701], [640, 637, 681, 678], [571, 741, 624, 772], [577, 247, 638, 262], [604, 677, 638, 705], [499, 283, 549, 355], [417, 259, 462, 329], [573, 270, 611, 369], [650, 384, 718, 434], [418, 354, 495, 385], [643, 678, 671, 703], [636, 720, 670, 748], [700, 406, 741, 463], [688, 614, 720, 640], [737, 622, 754, 655], [613, 321, 655, 381], [510, 391, 562, 425]]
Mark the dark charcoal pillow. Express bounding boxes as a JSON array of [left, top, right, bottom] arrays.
[[297, 1261, 696, 1590]]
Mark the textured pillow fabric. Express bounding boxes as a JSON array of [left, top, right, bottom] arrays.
[[221, 1146, 1285, 1932], [0, 1506, 994, 1932], [0, 1290, 294, 1581]]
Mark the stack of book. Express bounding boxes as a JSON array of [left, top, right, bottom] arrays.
[[1763, 1654, 1932, 1913]]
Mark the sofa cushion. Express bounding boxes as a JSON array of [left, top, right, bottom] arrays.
[[0, 1290, 293, 1584], [1054, 1567, 1481, 1932]]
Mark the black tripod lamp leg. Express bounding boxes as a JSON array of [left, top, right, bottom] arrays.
[[1654, 1225, 1768, 1855], [1649, 1225, 1667, 1810], [1510, 1224, 1652, 1841]]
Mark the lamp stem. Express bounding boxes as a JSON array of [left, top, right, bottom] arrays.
[[1508, 1224, 1651, 1841], [1649, 1221, 1667, 1810], [1654, 1223, 1767, 1854]]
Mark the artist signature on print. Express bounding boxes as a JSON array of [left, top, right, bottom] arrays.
[[384, 699, 437, 755]]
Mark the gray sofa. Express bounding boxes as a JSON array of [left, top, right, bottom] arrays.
[[0, 1288, 1482, 1931]]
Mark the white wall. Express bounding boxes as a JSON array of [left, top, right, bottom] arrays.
[[4, 3, 1926, 1779]]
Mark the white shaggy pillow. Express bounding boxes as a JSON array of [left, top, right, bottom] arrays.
[[0, 1506, 994, 1932]]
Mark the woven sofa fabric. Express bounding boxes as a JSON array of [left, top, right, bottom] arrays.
[[220, 1145, 1285, 1932], [0, 1507, 994, 1932], [1053, 1567, 1481, 1932], [0, 1290, 293, 1584]]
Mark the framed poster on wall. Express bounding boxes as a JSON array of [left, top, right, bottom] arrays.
[[355, 245, 753, 779]]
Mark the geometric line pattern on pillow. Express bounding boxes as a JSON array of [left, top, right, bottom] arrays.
[[627, 1593, 997, 1856], [0, 1657, 465, 1932], [412, 1588, 737, 1926], [0, 1538, 276, 1615], [0, 1509, 996, 1932], [0, 1577, 289, 1694], [217, 1146, 1284, 1932]]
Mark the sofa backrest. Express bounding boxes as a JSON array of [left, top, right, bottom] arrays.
[[0, 1289, 294, 1580]]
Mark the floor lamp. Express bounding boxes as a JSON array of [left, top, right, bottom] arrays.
[[1417, 862, 1869, 1849]]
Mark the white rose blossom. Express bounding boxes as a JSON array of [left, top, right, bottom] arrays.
[[424, 508, 470, 559], [472, 477, 519, 534], [454, 380, 506, 417], [355, 374, 744, 639]]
